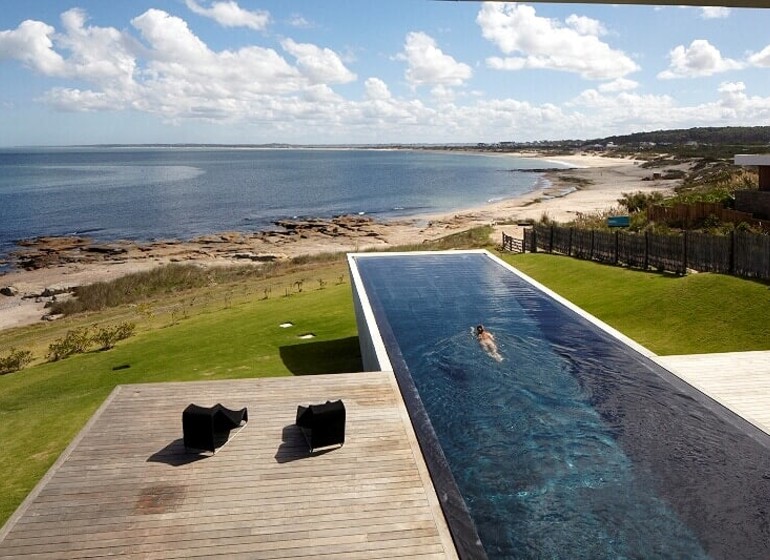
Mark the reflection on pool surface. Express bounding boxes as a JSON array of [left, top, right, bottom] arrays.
[[350, 251, 770, 560]]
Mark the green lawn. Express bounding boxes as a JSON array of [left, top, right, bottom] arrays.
[[503, 252, 770, 355], [2, 249, 769, 526]]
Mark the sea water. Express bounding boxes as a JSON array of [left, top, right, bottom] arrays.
[[0, 147, 560, 266]]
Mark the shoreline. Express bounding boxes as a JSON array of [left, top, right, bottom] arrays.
[[0, 153, 683, 332]]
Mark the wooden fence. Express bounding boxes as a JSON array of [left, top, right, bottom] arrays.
[[508, 224, 770, 281], [501, 232, 523, 253], [647, 202, 762, 229]]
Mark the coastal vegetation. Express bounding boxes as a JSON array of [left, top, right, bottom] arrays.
[[554, 153, 764, 234], [0, 348, 32, 374], [46, 322, 136, 361]]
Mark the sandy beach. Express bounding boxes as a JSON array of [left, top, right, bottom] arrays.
[[0, 152, 682, 332]]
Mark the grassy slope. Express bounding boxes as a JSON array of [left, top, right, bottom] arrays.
[[504, 253, 770, 355], [0, 262, 360, 524]]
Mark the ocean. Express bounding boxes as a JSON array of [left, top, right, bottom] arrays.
[[0, 147, 559, 266]]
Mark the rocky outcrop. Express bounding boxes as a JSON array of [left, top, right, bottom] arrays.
[[232, 252, 285, 262], [11, 236, 132, 270], [272, 215, 386, 240], [4, 215, 395, 273]]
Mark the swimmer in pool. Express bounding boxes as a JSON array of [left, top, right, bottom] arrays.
[[475, 324, 503, 362]]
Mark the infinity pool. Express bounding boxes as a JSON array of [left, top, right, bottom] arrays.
[[349, 250, 770, 560]]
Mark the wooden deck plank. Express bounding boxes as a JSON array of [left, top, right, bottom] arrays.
[[0, 373, 458, 559]]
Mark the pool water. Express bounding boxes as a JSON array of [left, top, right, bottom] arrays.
[[351, 252, 770, 560]]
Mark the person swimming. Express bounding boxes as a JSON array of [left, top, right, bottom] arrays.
[[475, 324, 503, 362]]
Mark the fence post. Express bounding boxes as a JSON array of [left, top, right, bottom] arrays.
[[729, 230, 735, 275], [532, 228, 538, 253], [682, 231, 688, 275], [614, 230, 619, 265], [644, 231, 649, 270], [549, 225, 555, 253], [568, 228, 573, 257], [590, 230, 595, 261]]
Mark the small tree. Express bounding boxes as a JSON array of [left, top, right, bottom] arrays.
[[47, 327, 93, 362], [94, 322, 136, 350], [0, 348, 33, 374], [618, 191, 665, 213]]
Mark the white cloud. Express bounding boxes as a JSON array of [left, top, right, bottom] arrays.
[[130, 9, 303, 98], [364, 77, 391, 100], [281, 38, 356, 84], [41, 87, 118, 112], [0, 19, 66, 75], [700, 7, 731, 19], [565, 14, 606, 37], [566, 81, 770, 138], [0, 8, 138, 100], [4, 7, 770, 144], [477, 3, 638, 80], [658, 39, 743, 79], [717, 81, 747, 110], [0, 8, 363, 122], [398, 31, 472, 87], [132, 9, 211, 64], [58, 9, 137, 86], [748, 45, 770, 67], [430, 84, 457, 102], [185, 0, 270, 30], [288, 14, 314, 29], [598, 78, 639, 93]]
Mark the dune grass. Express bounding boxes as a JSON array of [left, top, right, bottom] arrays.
[[503, 252, 770, 355]]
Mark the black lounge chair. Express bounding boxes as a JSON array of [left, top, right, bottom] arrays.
[[295, 400, 346, 452], [183, 403, 248, 453]]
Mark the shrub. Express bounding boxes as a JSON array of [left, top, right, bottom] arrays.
[[47, 327, 93, 362], [49, 264, 214, 315], [0, 348, 33, 374], [700, 214, 722, 231], [662, 169, 687, 180], [618, 191, 665, 213], [735, 221, 754, 232], [93, 322, 136, 351]]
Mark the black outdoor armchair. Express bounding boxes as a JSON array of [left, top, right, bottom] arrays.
[[182, 403, 248, 453], [295, 399, 346, 452]]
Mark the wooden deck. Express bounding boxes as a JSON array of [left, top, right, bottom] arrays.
[[0, 373, 458, 559], [654, 350, 770, 435]]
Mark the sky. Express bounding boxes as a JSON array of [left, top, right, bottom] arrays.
[[0, 0, 769, 146]]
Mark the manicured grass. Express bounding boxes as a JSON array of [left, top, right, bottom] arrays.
[[503, 252, 770, 355], [0, 262, 360, 525]]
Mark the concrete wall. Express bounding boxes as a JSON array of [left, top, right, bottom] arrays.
[[347, 254, 392, 372]]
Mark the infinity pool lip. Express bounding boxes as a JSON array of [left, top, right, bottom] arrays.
[[349, 249, 770, 560]]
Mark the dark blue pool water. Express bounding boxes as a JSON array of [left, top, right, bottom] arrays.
[[353, 252, 770, 560]]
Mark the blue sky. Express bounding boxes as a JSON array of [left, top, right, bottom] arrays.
[[1, 1, 769, 146]]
